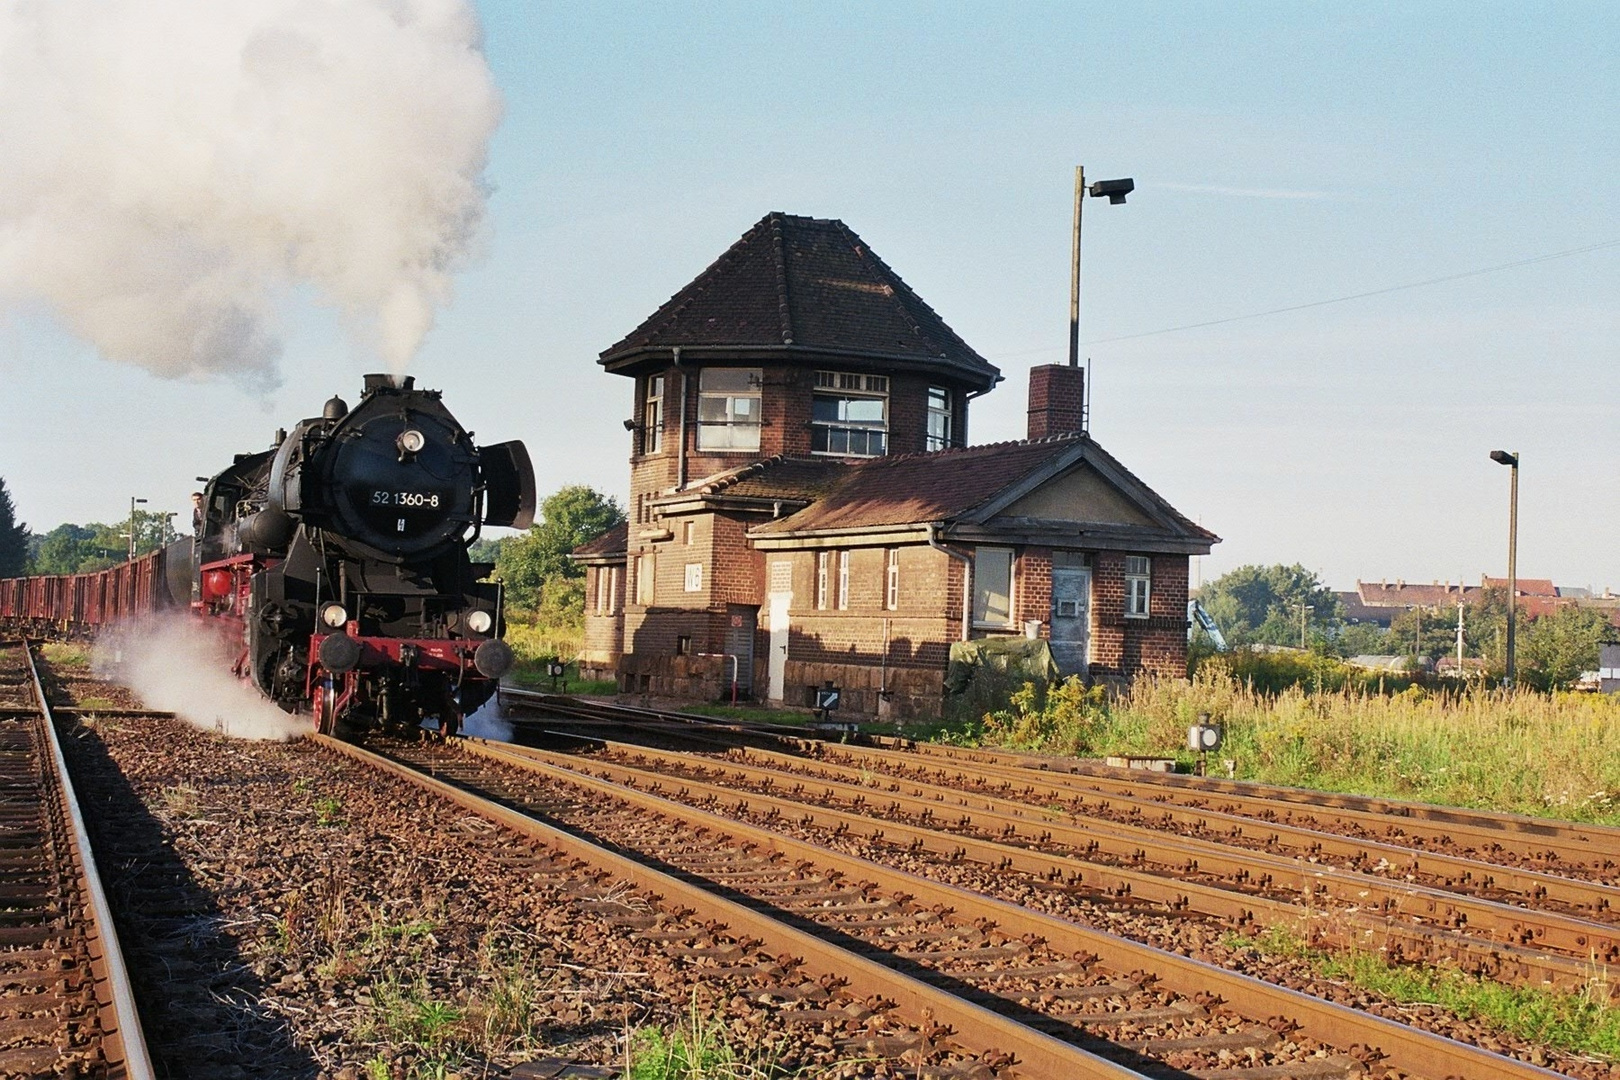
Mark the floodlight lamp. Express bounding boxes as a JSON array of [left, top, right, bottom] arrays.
[[1089, 177, 1135, 204], [1489, 450, 1518, 467]]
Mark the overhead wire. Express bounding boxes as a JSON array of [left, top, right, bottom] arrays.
[[1084, 238, 1620, 345]]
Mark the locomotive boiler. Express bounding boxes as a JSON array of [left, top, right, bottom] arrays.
[[194, 373, 534, 736]]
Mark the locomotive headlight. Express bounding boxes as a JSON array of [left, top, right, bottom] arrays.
[[466, 610, 493, 634], [320, 602, 349, 629], [396, 429, 426, 459]]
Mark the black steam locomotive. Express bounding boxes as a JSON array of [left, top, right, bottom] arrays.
[[194, 374, 534, 736]]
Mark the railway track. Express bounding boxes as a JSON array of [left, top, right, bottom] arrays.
[[889, 739, 1620, 874], [500, 691, 1620, 987], [321, 727, 1571, 1080], [504, 731, 1620, 995], [0, 640, 153, 1079]]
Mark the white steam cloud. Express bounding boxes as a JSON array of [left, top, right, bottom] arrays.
[[95, 614, 308, 741], [0, 0, 500, 384]]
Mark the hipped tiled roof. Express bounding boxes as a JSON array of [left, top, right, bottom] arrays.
[[599, 213, 1000, 389]]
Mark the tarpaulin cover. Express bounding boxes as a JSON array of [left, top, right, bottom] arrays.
[[945, 637, 1059, 694]]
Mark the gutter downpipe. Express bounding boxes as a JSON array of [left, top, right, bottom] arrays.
[[673, 347, 689, 490], [927, 522, 973, 641]]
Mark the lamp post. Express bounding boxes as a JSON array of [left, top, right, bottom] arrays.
[[1295, 603, 1314, 650], [127, 497, 147, 563], [1069, 165, 1134, 433], [1489, 450, 1519, 687]]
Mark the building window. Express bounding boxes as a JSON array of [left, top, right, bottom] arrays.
[[684, 563, 702, 592], [885, 548, 899, 610], [696, 368, 762, 451], [973, 547, 1014, 627], [636, 552, 655, 605], [608, 566, 620, 613], [1125, 555, 1151, 618], [682, 520, 694, 546], [926, 386, 952, 451], [837, 551, 850, 610], [812, 371, 888, 457], [642, 375, 664, 454], [815, 551, 830, 610], [676, 635, 691, 656]]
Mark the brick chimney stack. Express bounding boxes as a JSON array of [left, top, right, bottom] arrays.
[[1027, 364, 1085, 440]]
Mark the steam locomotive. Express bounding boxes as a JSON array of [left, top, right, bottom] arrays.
[[1, 374, 534, 738], [195, 373, 534, 736]]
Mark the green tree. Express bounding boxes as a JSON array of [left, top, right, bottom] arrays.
[[0, 478, 28, 578], [25, 509, 177, 576], [1387, 604, 1464, 664], [495, 485, 624, 611], [1334, 620, 1391, 659], [1518, 605, 1613, 691], [1199, 564, 1343, 648], [29, 523, 100, 575]]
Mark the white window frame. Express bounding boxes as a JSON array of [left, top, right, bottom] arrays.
[[815, 551, 830, 610], [837, 551, 850, 610], [926, 386, 952, 451], [885, 548, 899, 610], [973, 546, 1015, 628], [696, 368, 762, 451], [812, 370, 889, 458], [1124, 555, 1151, 619], [642, 375, 664, 454]]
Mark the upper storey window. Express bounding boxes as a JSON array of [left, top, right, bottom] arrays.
[[926, 386, 952, 451], [813, 371, 888, 457], [641, 376, 664, 454], [696, 368, 762, 451]]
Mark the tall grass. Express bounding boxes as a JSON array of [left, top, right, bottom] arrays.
[[503, 620, 581, 666], [969, 671, 1620, 825]]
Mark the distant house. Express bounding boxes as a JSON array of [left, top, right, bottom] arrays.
[[574, 212, 1218, 717], [1601, 643, 1620, 695]]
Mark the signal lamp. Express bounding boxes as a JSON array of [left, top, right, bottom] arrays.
[[320, 603, 349, 629], [466, 610, 493, 634]]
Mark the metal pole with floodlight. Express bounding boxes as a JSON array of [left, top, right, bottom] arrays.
[[127, 497, 147, 563], [1489, 450, 1519, 687], [1069, 166, 1134, 433]]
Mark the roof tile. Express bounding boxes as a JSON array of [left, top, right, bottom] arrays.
[[600, 213, 999, 387]]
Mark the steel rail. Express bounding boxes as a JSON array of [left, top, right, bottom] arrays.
[[877, 737, 1620, 864], [310, 733, 1150, 1080], [506, 699, 1620, 958], [529, 734, 1609, 993], [23, 639, 156, 1080], [502, 690, 1620, 869], [756, 734, 1620, 921], [449, 733, 1565, 1080]]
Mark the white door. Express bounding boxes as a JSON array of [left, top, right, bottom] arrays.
[[767, 561, 791, 701], [1050, 567, 1091, 677]]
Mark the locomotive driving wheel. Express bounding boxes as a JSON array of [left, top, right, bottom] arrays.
[[314, 680, 338, 736]]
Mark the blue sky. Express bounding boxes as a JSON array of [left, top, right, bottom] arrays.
[[3, 2, 1616, 592]]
